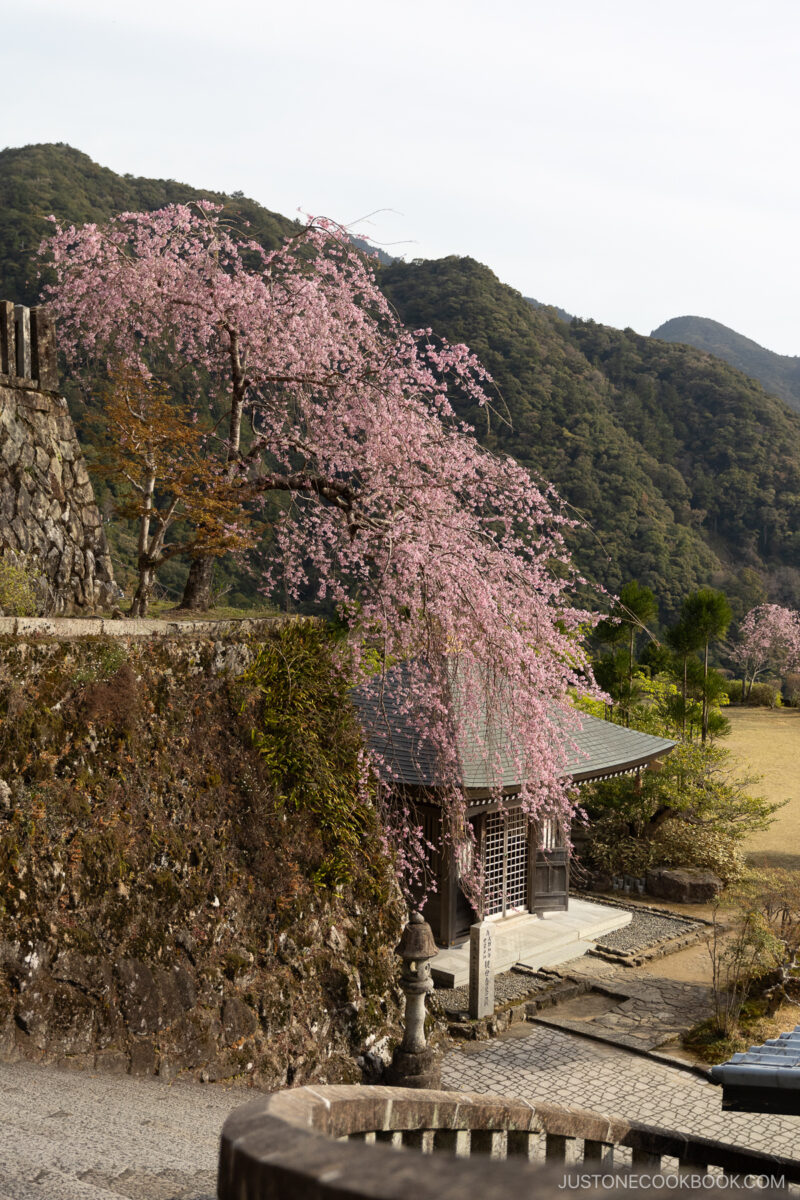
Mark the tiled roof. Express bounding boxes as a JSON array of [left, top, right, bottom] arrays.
[[563, 711, 675, 783], [352, 669, 674, 797], [711, 1026, 800, 1089]]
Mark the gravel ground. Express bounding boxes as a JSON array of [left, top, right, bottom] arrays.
[[431, 967, 555, 1015], [594, 906, 704, 954]]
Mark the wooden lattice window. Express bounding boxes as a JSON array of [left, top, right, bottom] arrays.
[[483, 809, 528, 918]]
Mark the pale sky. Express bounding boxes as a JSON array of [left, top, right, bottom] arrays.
[[7, 0, 800, 354]]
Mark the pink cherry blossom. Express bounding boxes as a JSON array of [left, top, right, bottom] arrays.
[[41, 205, 599, 899], [730, 604, 800, 699]]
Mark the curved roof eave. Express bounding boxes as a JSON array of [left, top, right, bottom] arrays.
[[352, 669, 676, 795]]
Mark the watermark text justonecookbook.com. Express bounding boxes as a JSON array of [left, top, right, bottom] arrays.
[[558, 1173, 785, 1190]]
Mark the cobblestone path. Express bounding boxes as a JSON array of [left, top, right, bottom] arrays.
[[443, 1025, 800, 1160]]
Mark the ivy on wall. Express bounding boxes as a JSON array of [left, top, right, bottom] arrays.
[[241, 623, 373, 890]]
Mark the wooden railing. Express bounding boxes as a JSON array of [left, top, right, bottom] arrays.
[[218, 1085, 796, 1199]]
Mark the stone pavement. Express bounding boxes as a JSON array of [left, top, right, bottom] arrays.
[[443, 1023, 800, 1159], [435, 950, 715, 1055], [536, 955, 713, 1053], [0, 1058, 245, 1200]]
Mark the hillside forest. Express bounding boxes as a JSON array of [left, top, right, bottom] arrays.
[[2, 143, 800, 625]]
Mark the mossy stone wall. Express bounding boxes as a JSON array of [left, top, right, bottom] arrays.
[[0, 622, 402, 1085]]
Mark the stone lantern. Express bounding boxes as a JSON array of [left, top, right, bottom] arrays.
[[385, 911, 441, 1089]]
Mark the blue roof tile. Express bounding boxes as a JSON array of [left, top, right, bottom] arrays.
[[711, 1025, 800, 1091]]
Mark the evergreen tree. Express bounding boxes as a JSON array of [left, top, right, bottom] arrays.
[[666, 618, 702, 738], [680, 589, 733, 742], [595, 581, 657, 725]]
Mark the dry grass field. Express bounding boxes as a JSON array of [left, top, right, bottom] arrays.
[[595, 711, 798, 997], [725, 706, 800, 869]]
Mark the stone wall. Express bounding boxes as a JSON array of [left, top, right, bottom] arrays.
[[0, 622, 403, 1085], [0, 301, 116, 613]]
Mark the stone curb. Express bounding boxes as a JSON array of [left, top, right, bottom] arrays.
[[588, 922, 716, 968], [446, 997, 534, 1040], [0, 615, 299, 640], [443, 980, 591, 1039]]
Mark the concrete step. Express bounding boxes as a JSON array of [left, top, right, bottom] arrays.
[[431, 900, 631, 989], [516, 937, 595, 973]]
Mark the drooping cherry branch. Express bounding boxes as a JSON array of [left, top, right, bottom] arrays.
[[41, 204, 600, 897]]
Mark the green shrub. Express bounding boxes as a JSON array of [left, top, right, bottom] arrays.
[[580, 733, 781, 883], [69, 642, 128, 685], [240, 623, 373, 890], [0, 553, 41, 616], [729, 679, 782, 707], [747, 682, 781, 708]]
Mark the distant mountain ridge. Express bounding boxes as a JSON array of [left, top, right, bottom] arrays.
[[651, 315, 800, 415], [0, 142, 301, 306], [0, 142, 395, 304], [3, 143, 800, 615]]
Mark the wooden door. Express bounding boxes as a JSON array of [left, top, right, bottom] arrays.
[[531, 817, 569, 913], [483, 808, 529, 918]]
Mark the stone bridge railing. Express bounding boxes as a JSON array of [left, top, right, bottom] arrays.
[[218, 1085, 796, 1199]]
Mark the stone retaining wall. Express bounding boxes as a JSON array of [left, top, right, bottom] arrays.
[[0, 622, 401, 1087], [0, 302, 116, 613], [0, 614, 290, 640]]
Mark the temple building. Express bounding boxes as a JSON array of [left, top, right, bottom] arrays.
[[354, 670, 675, 986]]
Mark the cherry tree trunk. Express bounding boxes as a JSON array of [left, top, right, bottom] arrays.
[[180, 557, 215, 611], [129, 567, 155, 617]]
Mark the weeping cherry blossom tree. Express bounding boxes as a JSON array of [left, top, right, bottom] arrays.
[[41, 204, 598, 898]]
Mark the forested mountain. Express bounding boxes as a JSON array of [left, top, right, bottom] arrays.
[[2, 143, 800, 617], [652, 315, 800, 415], [569, 321, 800, 610], [0, 142, 299, 306], [525, 296, 574, 324], [380, 258, 719, 616], [379, 259, 800, 616], [0, 144, 301, 604]]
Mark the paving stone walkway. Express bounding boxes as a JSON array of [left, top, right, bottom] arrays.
[[443, 1024, 800, 1159], [537, 956, 714, 1052]]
